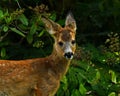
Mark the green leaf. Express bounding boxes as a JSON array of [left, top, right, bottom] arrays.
[[30, 24, 37, 35], [108, 92, 116, 96], [79, 84, 87, 95], [0, 10, 4, 18], [71, 89, 80, 96], [1, 48, 6, 58], [3, 26, 8, 32], [109, 70, 117, 84], [96, 69, 101, 80], [10, 27, 25, 37], [5, 16, 12, 24], [50, 13, 56, 21], [38, 30, 45, 37], [60, 76, 68, 91], [18, 14, 28, 26], [27, 34, 33, 44]]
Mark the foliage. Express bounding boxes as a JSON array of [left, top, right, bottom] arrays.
[[0, 4, 54, 59], [56, 61, 120, 96], [56, 43, 120, 96]]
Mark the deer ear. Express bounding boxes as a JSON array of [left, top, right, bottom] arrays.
[[41, 17, 61, 35], [65, 12, 76, 31]]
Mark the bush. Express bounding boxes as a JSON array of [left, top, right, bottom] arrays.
[[0, 4, 53, 59]]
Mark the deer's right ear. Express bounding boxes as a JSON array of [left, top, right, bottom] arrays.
[[41, 17, 61, 35]]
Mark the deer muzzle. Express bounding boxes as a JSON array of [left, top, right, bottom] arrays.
[[64, 52, 73, 59]]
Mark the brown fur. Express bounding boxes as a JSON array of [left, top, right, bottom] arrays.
[[0, 13, 76, 96]]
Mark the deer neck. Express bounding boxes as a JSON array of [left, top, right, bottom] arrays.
[[49, 45, 71, 79]]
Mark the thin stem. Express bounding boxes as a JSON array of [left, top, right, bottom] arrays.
[[16, 0, 21, 9]]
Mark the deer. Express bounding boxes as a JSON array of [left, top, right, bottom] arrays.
[[0, 12, 76, 96]]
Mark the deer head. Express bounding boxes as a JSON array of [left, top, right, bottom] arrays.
[[42, 13, 76, 60]]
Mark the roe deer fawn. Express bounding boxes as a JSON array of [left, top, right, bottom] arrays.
[[0, 13, 76, 96]]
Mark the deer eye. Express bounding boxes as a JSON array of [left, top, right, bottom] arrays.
[[71, 40, 76, 45], [58, 41, 64, 47]]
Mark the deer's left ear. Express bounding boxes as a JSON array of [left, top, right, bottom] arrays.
[[65, 12, 77, 32]]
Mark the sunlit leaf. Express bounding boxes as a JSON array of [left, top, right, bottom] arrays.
[[71, 89, 80, 96], [109, 70, 117, 84], [38, 30, 45, 37], [108, 92, 116, 96], [5, 16, 12, 24], [3, 26, 8, 32], [10, 27, 25, 37], [96, 69, 101, 80], [79, 83, 87, 95], [18, 14, 28, 26], [61, 76, 68, 91]]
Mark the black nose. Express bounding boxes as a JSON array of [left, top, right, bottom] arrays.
[[64, 52, 73, 59]]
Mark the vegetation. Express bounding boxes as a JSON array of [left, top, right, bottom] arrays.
[[57, 41, 120, 96], [0, 0, 120, 96]]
